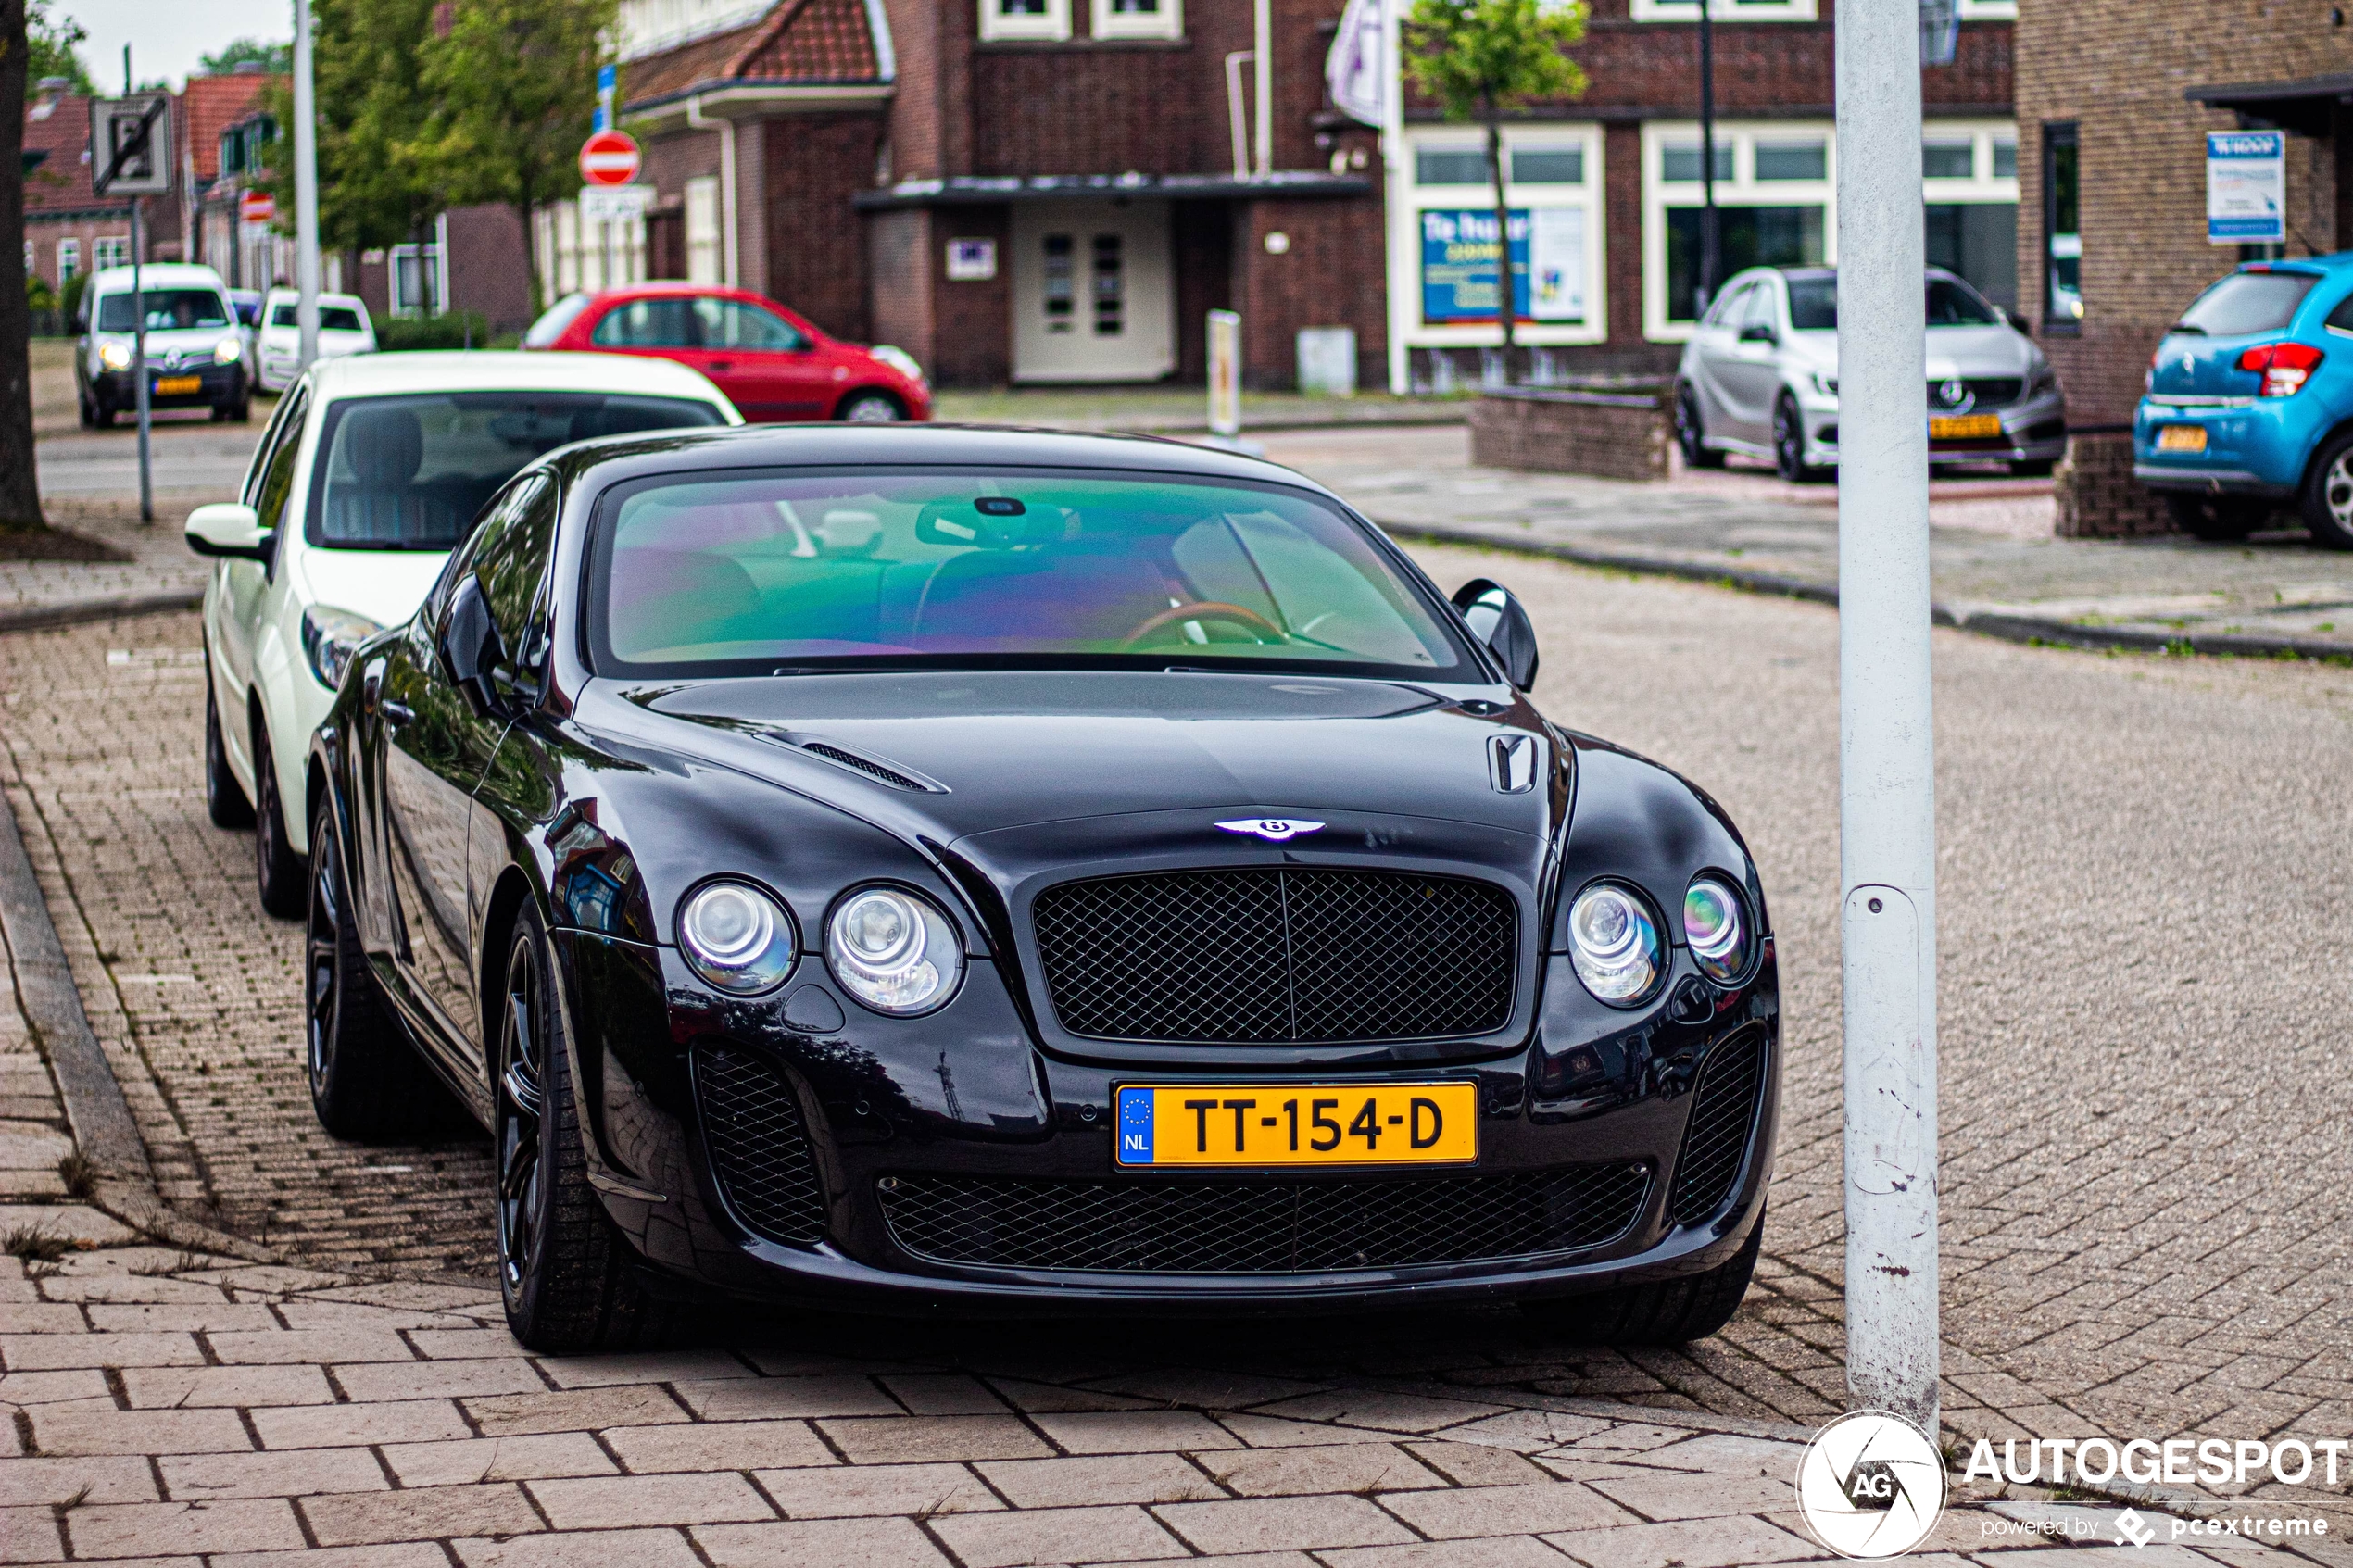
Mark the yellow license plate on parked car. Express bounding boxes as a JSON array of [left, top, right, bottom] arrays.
[[1929, 413, 2003, 440], [1114, 1083, 1478, 1168], [154, 375, 202, 395], [2156, 424, 2208, 454]]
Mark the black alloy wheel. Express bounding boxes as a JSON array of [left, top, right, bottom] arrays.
[[495, 904, 669, 1352], [1523, 1203, 1766, 1346], [203, 675, 255, 829], [1773, 395, 1824, 483], [2299, 429, 2353, 549], [306, 797, 442, 1140], [2167, 491, 2273, 545], [1675, 384, 1723, 469], [251, 713, 307, 918]]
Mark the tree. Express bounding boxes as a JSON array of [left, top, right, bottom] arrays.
[[1403, 0, 1586, 363], [426, 0, 616, 316], [26, 0, 90, 94], [2, 0, 48, 533], [200, 38, 292, 76]]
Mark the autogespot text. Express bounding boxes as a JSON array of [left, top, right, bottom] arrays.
[[1963, 1437, 2335, 1541]]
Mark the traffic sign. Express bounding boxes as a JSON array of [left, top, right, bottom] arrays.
[[90, 94, 173, 196], [240, 190, 276, 224], [579, 184, 653, 223], [579, 130, 641, 187]]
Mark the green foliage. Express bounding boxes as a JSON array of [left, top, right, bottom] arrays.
[[1403, 0, 1586, 124], [373, 310, 491, 352], [24, 272, 57, 312], [59, 270, 87, 322], [200, 38, 293, 76], [27, 0, 94, 94]]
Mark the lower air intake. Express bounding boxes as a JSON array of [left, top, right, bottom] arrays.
[[693, 1044, 829, 1247], [1670, 1028, 1767, 1225], [877, 1163, 1650, 1273]]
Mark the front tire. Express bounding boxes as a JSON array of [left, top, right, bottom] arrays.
[[837, 391, 903, 423], [251, 711, 306, 918], [2299, 430, 2353, 548], [1524, 1207, 1765, 1347], [204, 677, 255, 829], [307, 798, 446, 1140], [496, 904, 670, 1352], [1773, 395, 1826, 483], [2167, 492, 2271, 544], [1675, 383, 1724, 469]]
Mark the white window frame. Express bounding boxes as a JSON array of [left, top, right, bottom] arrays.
[[981, 0, 1070, 42], [1957, 0, 2015, 17], [93, 235, 131, 270], [57, 239, 79, 282], [388, 236, 448, 318], [685, 176, 723, 284], [1090, 0, 1180, 38], [1390, 122, 1607, 350], [1629, 0, 1818, 22]]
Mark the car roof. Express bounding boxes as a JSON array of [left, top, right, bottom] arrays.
[[308, 350, 735, 407], [86, 264, 228, 292], [262, 287, 368, 309], [546, 423, 1340, 496]]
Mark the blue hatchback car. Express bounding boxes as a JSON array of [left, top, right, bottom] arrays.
[[2135, 256, 2353, 546]]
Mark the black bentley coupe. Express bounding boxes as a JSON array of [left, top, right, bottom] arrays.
[[302, 425, 1778, 1351]]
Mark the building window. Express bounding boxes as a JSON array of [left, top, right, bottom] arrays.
[[389, 243, 445, 317], [981, 0, 1070, 42], [685, 176, 722, 284], [1922, 139, 1976, 180], [1091, 233, 1125, 334], [1992, 135, 2018, 178], [2042, 122, 2080, 328], [57, 239, 79, 283], [1395, 125, 1606, 350], [1956, 0, 2015, 16], [1629, 0, 1819, 21], [1754, 140, 1828, 182], [1041, 234, 1075, 332], [1091, 0, 1180, 39], [1660, 143, 1735, 184], [94, 236, 130, 270]]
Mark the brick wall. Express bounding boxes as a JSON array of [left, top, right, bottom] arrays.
[[1173, 199, 1235, 383], [1236, 197, 1390, 390], [444, 205, 534, 332], [2055, 432, 2180, 538], [1468, 386, 1670, 480], [763, 111, 888, 340], [2016, 0, 2353, 423], [866, 207, 937, 370], [865, 203, 1017, 387]]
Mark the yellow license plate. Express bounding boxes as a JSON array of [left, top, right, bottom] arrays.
[[1115, 1083, 1478, 1168], [2157, 423, 2208, 454], [155, 375, 203, 395], [1929, 413, 2003, 440]]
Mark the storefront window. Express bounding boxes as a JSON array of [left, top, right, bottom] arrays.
[[1416, 149, 1492, 186], [2042, 122, 2081, 326], [1665, 206, 1824, 322], [1922, 140, 1976, 180], [1755, 141, 1828, 182], [1662, 144, 1735, 183], [1511, 147, 1583, 184], [1398, 126, 1607, 350]]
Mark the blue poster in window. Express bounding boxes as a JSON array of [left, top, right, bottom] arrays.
[[1420, 208, 1584, 326], [2207, 131, 2284, 245]]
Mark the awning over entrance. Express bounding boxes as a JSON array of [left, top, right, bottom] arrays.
[[854, 170, 1372, 210], [2186, 73, 2353, 137]]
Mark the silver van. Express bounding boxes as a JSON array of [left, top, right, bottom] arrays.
[[74, 263, 252, 427]]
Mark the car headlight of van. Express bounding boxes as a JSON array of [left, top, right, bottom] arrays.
[[827, 886, 963, 1015], [678, 879, 799, 996], [98, 342, 132, 371], [214, 338, 243, 365], [300, 607, 383, 691], [1567, 882, 1664, 1006], [1683, 876, 1751, 985]]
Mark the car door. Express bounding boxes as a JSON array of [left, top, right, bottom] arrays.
[[694, 296, 830, 420], [376, 479, 536, 1068], [1717, 282, 1786, 445], [1687, 281, 1752, 442], [215, 383, 310, 780]]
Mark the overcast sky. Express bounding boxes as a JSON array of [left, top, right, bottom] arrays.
[[57, 0, 287, 93]]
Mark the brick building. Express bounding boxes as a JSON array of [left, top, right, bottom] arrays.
[[2014, 0, 2353, 423]]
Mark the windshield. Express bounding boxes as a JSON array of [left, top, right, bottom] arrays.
[[305, 391, 724, 551], [2172, 270, 2320, 336], [270, 303, 365, 332], [523, 294, 593, 348], [96, 288, 232, 332], [1926, 277, 2002, 326], [1786, 276, 1836, 331], [586, 470, 1472, 679]]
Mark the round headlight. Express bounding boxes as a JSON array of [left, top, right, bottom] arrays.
[[1567, 883, 1663, 1006], [677, 880, 798, 996], [827, 886, 963, 1016], [1684, 877, 1749, 984], [214, 338, 244, 365], [98, 342, 132, 371]]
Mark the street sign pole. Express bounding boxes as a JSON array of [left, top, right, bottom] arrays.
[[1836, 0, 1939, 1434], [293, 0, 321, 374], [132, 198, 151, 523]]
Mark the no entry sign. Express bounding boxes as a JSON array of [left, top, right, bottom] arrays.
[[240, 190, 275, 224], [579, 130, 642, 187]]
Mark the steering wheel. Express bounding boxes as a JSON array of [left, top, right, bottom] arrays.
[[1122, 601, 1287, 647]]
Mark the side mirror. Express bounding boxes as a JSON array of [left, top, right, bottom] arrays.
[[1453, 579, 1540, 692], [1739, 321, 1779, 345], [184, 503, 271, 561], [437, 574, 507, 719], [2004, 307, 2032, 334]]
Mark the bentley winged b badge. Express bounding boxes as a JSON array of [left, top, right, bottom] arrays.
[[1216, 818, 1325, 842]]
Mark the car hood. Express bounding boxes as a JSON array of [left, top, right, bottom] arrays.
[[577, 670, 1562, 853], [1925, 324, 2034, 379], [292, 544, 452, 633]]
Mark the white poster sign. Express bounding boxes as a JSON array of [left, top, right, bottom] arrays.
[[1528, 207, 1585, 321], [2208, 131, 2284, 245], [1207, 309, 1241, 436], [580, 184, 654, 223], [1325, 0, 1386, 129]]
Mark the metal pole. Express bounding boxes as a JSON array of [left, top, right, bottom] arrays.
[[1253, 0, 1273, 178], [132, 199, 151, 524], [1836, 0, 1938, 1434], [1697, 3, 1718, 313], [293, 0, 321, 372]]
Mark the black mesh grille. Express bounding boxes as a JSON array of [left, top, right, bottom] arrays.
[[878, 1164, 1649, 1273], [1670, 1030, 1766, 1224], [694, 1045, 829, 1246], [1932, 377, 2024, 409], [1032, 869, 1516, 1044], [799, 742, 929, 792]]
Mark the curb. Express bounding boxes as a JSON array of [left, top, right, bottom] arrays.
[[0, 782, 276, 1264], [0, 590, 204, 636], [1383, 522, 2353, 664]]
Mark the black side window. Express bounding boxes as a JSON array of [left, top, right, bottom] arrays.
[[420, 474, 529, 647], [2324, 294, 2353, 335], [477, 476, 560, 696], [252, 388, 311, 533], [241, 389, 299, 507]]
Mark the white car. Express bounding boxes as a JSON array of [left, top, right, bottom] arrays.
[[256, 289, 376, 394], [185, 351, 740, 916]]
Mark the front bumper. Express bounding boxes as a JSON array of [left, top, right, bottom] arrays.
[[552, 932, 1782, 1315], [93, 363, 245, 408], [1797, 387, 2068, 469]]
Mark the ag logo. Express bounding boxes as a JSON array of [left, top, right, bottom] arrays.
[[1793, 1410, 1946, 1559]]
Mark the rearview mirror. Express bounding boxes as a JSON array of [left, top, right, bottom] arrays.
[[1452, 579, 1540, 692], [184, 503, 271, 561], [437, 575, 507, 719]]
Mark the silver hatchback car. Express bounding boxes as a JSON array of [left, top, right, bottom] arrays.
[[1674, 265, 2067, 481]]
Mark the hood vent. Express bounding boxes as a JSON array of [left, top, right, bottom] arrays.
[[768, 732, 949, 794]]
